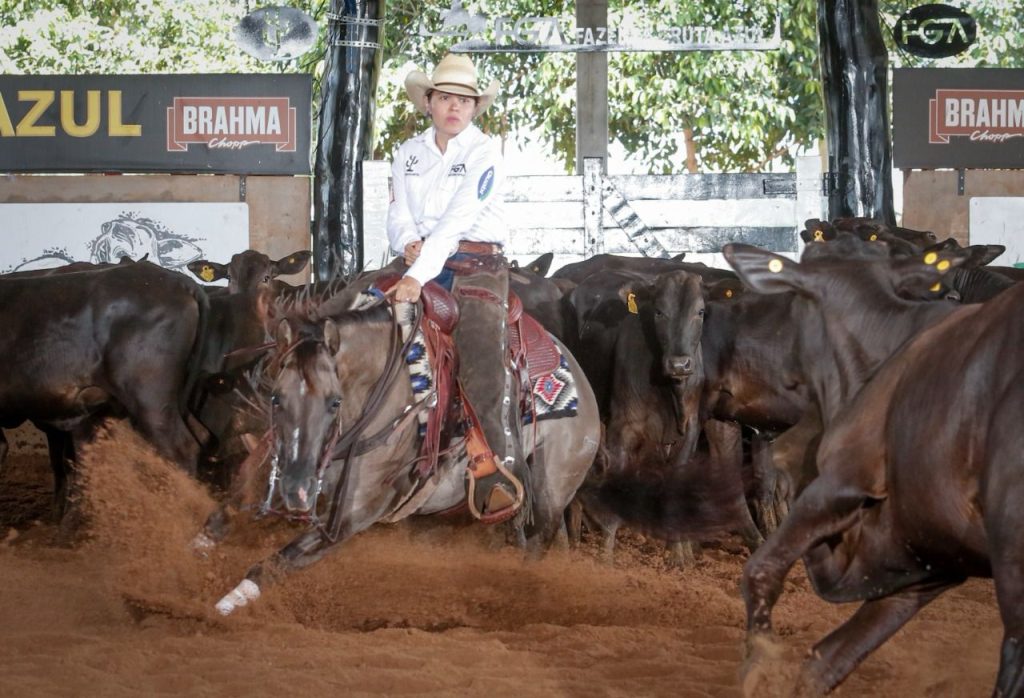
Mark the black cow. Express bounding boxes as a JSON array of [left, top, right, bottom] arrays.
[[722, 242, 1024, 695], [570, 269, 761, 562], [186, 250, 312, 490], [0, 261, 208, 496], [187, 249, 311, 295]]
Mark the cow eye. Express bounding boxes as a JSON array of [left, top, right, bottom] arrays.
[[654, 308, 664, 319]]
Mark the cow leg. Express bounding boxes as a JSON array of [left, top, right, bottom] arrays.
[[41, 426, 73, 516], [706, 419, 764, 552], [794, 583, 955, 695], [984, 418, 1024, 698], [742, 473, 872, 640], [749, 431, 790, 535], [665, 540, 698, 569]]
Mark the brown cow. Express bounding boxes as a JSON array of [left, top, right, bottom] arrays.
[[725, 241, 1024, 695]]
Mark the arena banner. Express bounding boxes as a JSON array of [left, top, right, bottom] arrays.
[[0, 74, 311, 174], [893, 68, 1024, 169]]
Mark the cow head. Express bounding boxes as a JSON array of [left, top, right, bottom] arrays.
[[619, 270, 706, 456], [187, 249, 311, 294]]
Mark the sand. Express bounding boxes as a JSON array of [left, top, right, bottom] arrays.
[[0, 423, 1001, 697]]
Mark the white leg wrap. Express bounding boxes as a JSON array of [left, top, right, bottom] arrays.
[[215, 579, 261, 616]]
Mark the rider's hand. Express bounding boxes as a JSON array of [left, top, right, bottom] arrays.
[[391, 276, 422, 303], [403, 240, 423, 266]]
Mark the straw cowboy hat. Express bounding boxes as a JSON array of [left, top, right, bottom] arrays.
[[405, 53, 498, 118]]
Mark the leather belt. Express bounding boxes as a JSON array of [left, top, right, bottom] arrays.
[[457, 241, 503, 256]]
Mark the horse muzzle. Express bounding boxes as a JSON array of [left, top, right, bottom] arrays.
[[280, 475, 320, 514]]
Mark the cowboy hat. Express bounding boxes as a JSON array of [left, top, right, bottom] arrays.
[[405, 53, 498, 118]]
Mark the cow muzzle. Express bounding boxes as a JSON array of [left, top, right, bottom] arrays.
[[663, 355, 695, 378]]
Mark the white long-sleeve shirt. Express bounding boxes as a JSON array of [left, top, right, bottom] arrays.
[[386, 124, 507, 285]]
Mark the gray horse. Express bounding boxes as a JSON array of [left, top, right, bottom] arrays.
[[213, 294, 601, 615]]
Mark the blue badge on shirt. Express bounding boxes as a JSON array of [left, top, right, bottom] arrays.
[[477, 166, 495, 200]]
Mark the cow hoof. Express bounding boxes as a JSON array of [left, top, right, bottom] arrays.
[[740, 632, 787, 698], [215, 579, 261, 616]]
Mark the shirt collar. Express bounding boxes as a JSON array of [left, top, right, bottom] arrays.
[[424, 124, 479, 158]]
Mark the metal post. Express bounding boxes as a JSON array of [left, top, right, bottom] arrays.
[[817, 0, 895, 224], [312, 0, 384, 281], [575, 0, 608, 174]]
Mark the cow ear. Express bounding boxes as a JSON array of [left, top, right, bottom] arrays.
[[723, 244, 805, 295], [616, 279, 653, 314], [706, 277, 743, 301], [272, 250, 312, 276], [969, 244, 1005, 267], [527, 252, 554, 277], [801, 219, 834, 244], [891, 247, 974, 298], [187, 259, 228, 283], [323, 319, 342, 355]]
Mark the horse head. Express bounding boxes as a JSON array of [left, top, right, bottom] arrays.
[[267, 303, 406, 518]]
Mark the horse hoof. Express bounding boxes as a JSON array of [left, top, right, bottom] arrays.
[[740, 632, 786, 698], [215, 579, 261, 616]]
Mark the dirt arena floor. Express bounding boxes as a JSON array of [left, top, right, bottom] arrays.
[[0, 423, 1003, 697]]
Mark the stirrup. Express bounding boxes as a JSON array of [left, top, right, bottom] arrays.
[[466, 456, 525, 525]]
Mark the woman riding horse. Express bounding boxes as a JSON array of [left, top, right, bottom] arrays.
[[387, 53, 523, 523]]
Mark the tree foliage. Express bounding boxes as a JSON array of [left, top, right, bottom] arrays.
[[1, 1, 1021, 175]]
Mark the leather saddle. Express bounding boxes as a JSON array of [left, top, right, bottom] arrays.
[[368, 272, 561, 477]]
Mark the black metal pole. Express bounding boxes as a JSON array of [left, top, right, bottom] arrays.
[[818, 0, 895, 224], [312, 0, 384, 281]]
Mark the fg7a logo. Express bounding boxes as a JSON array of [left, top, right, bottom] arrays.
[[895, 4, 976, 59]]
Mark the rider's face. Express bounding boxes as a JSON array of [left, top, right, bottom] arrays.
[[427, 91, 477, 140]]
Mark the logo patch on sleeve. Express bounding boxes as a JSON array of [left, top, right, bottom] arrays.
[[477, 166, 495, 200]]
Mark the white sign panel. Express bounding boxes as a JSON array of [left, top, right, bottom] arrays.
[[0, 202, 249, 278], [969, 197, 1024, 267]]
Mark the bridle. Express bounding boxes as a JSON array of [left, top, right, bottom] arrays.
[[259, 299, 431, 541]]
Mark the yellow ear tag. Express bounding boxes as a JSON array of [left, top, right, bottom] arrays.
[[869, 234, 878, 241], [768, 258, 784, 273], [813, 230, 824, 242], [937, 259, 951, 272], [924, 252, 938, 265], [627, 292, 638, 314], [199, 265, 216, 282], [931, 282, 942, 292], [725, 289, 733, 298]]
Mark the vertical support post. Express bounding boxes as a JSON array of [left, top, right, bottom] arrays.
[[817, 0, 894, 224], [583, 157, 604, 258], [575, 0, 608, 174], [312, 0, 384, 282]]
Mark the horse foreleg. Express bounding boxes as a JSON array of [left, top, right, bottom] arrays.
[[216, 527, 333, 616], [741, 473, 872, 654], [794, 583, 956, 696]]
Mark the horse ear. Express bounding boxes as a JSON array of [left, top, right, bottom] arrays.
[[275, 318, 294, 350], [323, 319, 342, 355]]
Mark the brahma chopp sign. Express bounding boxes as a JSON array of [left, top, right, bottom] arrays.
[[0, 74, 311, 175], [893, 69, 1024, 169]]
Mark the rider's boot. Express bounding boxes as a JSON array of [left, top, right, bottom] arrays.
[[451, 261, 527, 524]]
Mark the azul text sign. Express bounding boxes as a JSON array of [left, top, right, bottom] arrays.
[[0, 74, 311, 175]]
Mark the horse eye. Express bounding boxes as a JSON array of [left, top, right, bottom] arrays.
[[654, 309, 664, 319], [270, 394, 281, 408], [329, 397, 342, 412], [698, 308, 705, 317]]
